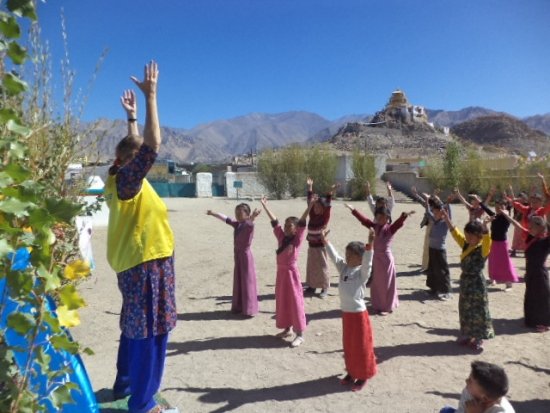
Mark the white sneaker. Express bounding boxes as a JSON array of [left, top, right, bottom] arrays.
[[290, 335, 304, 348]]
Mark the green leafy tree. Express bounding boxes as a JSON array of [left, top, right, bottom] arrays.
[[422, 157, 445, 190], [283, 145, 307, 198], [257, 145, 337, 199], [349, 150, 376, 200], [1, 3, 94, 411], [460, 148, 485, 194], [257, 149, 287, 199], [443, 141, 462, 189], [304, 146, 338, 195]]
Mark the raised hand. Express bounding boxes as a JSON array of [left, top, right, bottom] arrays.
[[131, 60, 159, 98], [320, 229, 331, 244], [250, 208, 262, 221], [344, 203, 354, 211], [440, 208, 451, 223], [484, 215, 495, 223], [367, 228, 375, 245], [120, 89, 137, 115]]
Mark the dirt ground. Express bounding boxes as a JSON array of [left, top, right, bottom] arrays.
[[72, 197, 550, 413]]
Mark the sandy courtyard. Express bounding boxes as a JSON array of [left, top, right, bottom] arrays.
[[72, 197, 549, 413]]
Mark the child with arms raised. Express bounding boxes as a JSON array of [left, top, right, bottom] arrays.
[[206, 203, 261, 317], [479, 190, 519, 290], [442, 209, 494, 351], [304, 177, 337, 298], [322, 229, 377, 392], [345, 203, 415, 315], [260, 196, 311, 347], [503, 213, 550, 332]]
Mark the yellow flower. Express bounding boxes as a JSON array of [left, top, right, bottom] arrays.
[[56, 305, 81, 328], [64, 260, 91, 280]]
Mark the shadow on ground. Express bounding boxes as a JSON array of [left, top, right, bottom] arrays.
[[167, 334, 289, 356], [376, 340, 472, 364], [164, 375, 347, 413]]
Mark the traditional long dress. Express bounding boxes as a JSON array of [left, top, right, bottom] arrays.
[[226, 218, 259, 316], [272, 219, 307, 332], [511, 209, 526, 252], [422, 220, 433, 270], [351, 209, 407, 313], [480, 204, 519, 284], [450, 228, 495, 340], [305, 191, 332, 289], [523, 234, 550, 328], [326, 242, 377, 381], [107, 144, 177, 412]]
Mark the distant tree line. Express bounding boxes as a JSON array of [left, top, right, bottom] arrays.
[[423, 141, 550, 196], [257, 145, 376, 200]]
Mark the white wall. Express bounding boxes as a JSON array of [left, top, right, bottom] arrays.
[[196, 172, 213, 197], [225, 172, 268, 199]]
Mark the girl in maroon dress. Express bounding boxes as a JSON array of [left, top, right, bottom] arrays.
[[207, 203, 261, 316]]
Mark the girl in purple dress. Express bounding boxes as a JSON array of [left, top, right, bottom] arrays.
[[207, 203, 261, 316], [345, 204, 414, 315]]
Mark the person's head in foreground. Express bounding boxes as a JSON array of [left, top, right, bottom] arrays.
[[115, 134, 143, 167], [465, 360, 509, 410]]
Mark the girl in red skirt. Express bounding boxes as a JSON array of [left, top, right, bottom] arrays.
[[322, 230, 377, 391]]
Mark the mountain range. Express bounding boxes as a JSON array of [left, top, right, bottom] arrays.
[[84, 107, 550, 164]]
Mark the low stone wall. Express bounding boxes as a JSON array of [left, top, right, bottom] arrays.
[[382, 171, 434, 198]]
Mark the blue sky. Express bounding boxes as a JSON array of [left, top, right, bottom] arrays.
[[35, 0, 550, 129]]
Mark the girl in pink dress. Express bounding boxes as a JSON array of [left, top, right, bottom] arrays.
[[260, 197, 312, 347], [345, 203, 414, 315], [207, 203, 261, 316]]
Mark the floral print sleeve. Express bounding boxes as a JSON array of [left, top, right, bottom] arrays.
[[116, 144, 158, 200]]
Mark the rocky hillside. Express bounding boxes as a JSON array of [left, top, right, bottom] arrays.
[[329, 123, 454, 157], [523, 113, 550, 135], [450, 115, 550, 155], [83, 111, 331, 163], [82, 108, 549, 164], [426, 106, 500, 127]]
